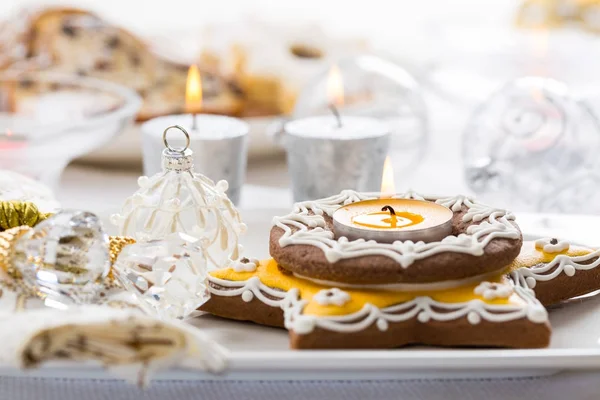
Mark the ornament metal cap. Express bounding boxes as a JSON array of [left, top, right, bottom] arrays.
[[161, 125, 194, 172]]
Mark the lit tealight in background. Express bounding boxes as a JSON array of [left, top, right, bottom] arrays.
[[141, 65, 249, 205], [282, 65, 391, 201]]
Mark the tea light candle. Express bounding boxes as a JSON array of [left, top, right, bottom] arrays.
[[141, 65, 248, 205], [283, 66, 391, 201], [332, 198, 453, 243], [141, 114, 248, 205]]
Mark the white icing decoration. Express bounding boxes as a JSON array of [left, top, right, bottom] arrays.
[[376, 318, 388, 331], [313, 288, 351, 307], [284, 285, 547, 334], [417, 311, 430, 323], [535, 238, 570, 253], [232, 258, 260, 273], [273, 190, 519, 268], [208, 275, 297, 309], [473, 282, 513, 300], [510, 249, 600, 289], [525, 276, 537, 289], [241, 290, 254, 302], [467, 311, 481, 325], [207, 274, 548, 335]]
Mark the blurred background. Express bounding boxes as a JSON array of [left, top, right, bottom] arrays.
[[2, 0, 600, 218]]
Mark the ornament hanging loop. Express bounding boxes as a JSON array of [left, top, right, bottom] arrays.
[[163, 125, 191, 153]]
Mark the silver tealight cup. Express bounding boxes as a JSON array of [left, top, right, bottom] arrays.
[[141, 114, 248, 205], [282, 115, 391, 201]]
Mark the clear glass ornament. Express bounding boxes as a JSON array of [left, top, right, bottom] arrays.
[[463, 77, 600, 212], [12, 210, 110, 306], [111, 125, 247, 269], [291, 55, 428, 178], [113, 232, 210, 319]]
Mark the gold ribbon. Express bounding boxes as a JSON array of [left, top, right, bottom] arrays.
[[0, 201, 52, 232]]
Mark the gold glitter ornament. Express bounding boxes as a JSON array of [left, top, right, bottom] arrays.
[[0, 226, 31, 276], [0, 201, 52, 232], [109, 236, 136, 265]]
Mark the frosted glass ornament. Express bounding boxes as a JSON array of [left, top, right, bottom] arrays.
[[113, 232, 210, 319], [111, 125, 246, 270]]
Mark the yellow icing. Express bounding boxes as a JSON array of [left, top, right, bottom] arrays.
[[211, 259, 518, 317], [507, 241, 593, 271]]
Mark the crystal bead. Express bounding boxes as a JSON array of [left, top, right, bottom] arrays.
[[13, 210, 110, 306], [113, 232, 210, 319]]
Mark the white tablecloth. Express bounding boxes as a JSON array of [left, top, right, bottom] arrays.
[[2, 372, 599, 400]]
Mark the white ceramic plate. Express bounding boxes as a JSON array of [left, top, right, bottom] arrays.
[[3, 209, 600, 381]]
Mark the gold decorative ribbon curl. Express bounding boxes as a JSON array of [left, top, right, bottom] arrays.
[[0, 201, 52, 232]]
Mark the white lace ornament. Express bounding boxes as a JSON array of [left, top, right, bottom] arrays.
[[111, 125, 246, 270]]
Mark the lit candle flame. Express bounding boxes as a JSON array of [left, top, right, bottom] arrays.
[[327, 65, 344, 108], [380, 156, 395, 198], [186, 64, 202, 114], [531, 26, 548, 78]]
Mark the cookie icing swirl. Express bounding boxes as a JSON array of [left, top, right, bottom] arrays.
[[511, 248, 600, 289], [206, 259, 549, 335], [272, 190, 520, 268]]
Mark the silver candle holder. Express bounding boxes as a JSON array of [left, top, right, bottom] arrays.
[[282, 115, 391, 201], [141, 114, 248, 205]]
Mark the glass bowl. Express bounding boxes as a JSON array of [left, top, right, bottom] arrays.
[[0, 71, 141, 188]]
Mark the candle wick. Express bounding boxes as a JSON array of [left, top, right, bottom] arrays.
[[329, 104, 342, 128], [381, 205, 396, 216], [191, 113, 198, 131]]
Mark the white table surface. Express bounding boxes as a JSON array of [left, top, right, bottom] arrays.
[[49, 158, 600, 399]]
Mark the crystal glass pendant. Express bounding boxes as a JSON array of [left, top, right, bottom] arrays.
[[12, 210, 110, 306], [111, 125, 246, 270], [113, 232, 210, 319], [463, 77, 600, 212]]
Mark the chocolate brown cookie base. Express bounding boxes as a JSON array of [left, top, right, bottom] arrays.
[[529, 257, 600, 306], [290, 317, 551, 350], [200, 283, 285, 328], [202, 290, 551, 350], [270, 207, 523, 285]]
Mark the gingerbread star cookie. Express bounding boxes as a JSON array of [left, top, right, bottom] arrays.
[[201, 190, 554, 349], [510, 238, 600, 306], [201, 258, 550, 349]]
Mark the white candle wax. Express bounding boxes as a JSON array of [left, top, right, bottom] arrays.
[[283, 115, 391, 201], [284, 115, 388, 139]]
